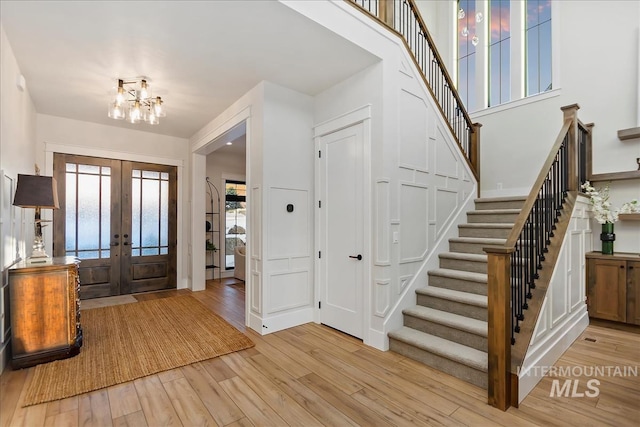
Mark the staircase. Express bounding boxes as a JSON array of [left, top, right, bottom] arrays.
[[388, 195, 526, 389]]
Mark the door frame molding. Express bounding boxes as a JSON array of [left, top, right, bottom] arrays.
[[313, 104, 372, 344], [44, 142, 186, 289]]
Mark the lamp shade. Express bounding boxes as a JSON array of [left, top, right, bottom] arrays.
[[13, 174, 60, 209]]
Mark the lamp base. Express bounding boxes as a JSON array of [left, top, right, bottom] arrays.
[[27, 255, 52, 265], [28, 246, 52, 264]]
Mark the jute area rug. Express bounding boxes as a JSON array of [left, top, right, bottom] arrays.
[[23, 295, 254, 406]]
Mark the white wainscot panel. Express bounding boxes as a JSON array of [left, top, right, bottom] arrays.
[[268, 187, 309, 259], [251, 186, 261, 259], [399, 59, 413, 77], [400, 183, 428, 262], [251, 272, 262, 315], [415, 171, 429, 186], [551, 249, 568, 325], [376, 180, 390, 265], [398, 274, 412, 295], [434, 127, 459, 178], [399, 89, 429, 171], [435, 188, 458, 238], [374, 280, 391, 317], [268, 270, 311, 313], [531, 297, 549, 344], [569, 232, 583, 311]]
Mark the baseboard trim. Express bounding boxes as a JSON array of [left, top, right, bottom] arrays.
[[0, 340, 9, 375]]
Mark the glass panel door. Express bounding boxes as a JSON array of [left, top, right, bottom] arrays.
[[54, 155, 121, 299], [225, 180, 246, 270], [54, 154, 177, 298]]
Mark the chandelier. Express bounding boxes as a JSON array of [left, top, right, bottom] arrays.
[[107, 77, 166, 125]]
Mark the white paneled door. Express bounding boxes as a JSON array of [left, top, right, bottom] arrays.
[[318, 123, 364, 339]]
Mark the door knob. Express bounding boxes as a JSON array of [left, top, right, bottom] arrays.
[[123, 242, 130, 246], [349, 254, 363, 260], [110, 242, 119, 247]]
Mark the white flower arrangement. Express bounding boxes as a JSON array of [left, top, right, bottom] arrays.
[[581, 181, 639, 224]]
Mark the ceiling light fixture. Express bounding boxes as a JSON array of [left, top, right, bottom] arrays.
[[108, 77, 166, 125]]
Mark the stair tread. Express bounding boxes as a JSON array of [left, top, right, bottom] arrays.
[[389, 327, 488, 372], [449, 237, 507, 244], [468, 209, 521, 214], [459, 223, 514, 228], [428, 268, 487, 283], [474, 196, 526, 203], [403, 306, 488, 337], [417, 286, 487, 308], [439, 252, 487, 262]]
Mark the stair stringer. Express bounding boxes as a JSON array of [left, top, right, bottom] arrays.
[[514, 193, 592, 403], [379, 189, 477, 350]]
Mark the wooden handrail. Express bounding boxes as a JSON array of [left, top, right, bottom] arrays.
[[404, 0, 475, 131], [484, 104, 584, 410], [347, 0, 480, 182]]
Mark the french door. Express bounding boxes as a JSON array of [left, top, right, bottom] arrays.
[[53, 154, 177, 299]]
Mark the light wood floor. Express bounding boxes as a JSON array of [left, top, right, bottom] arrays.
[[1, 278, 638, 426]]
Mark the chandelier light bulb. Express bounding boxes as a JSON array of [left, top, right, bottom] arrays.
[[461, 27, 469, 37], [116, 80, 126, 105], [108, 101, 125, 120], [129, 100, 142, 123], [471, 35, 479, 46], [108, 77, 166, 125], [458, 8, 465, 19], [139, 79, 149, 100], [146, 110, 159, 125], [476, 12, 483, 23]]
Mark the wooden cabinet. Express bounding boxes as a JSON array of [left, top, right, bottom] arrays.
[[9, 257, 83, 368], [586, 252, 640, 325], [627, 260, 640, 325]]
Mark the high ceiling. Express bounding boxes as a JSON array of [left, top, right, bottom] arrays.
[[1, 1, 379, 139]]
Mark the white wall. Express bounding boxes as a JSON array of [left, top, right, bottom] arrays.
[[287, 0, 477, 349], [191, 81, 316, 335], [429, 0, 640, 253], [0, 24, 38, 373], [36, 114, 192, 289], [518, 195, 592, 403]]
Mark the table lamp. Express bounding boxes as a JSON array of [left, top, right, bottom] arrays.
[[13, 172, 60, 264]]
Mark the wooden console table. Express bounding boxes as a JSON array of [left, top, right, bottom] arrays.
[[9, 257, 83, 368], [586, 252, 640, 325]]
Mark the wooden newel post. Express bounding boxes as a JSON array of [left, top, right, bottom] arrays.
[[470, 122, 482, 192], [485, 246, 513, 411], [561, 104, 580, 191]]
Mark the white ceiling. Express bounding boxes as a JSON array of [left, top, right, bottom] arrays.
[[1, 1, 379, 139]]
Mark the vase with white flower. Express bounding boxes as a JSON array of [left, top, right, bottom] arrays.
[[581, 181, 640, 254]]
